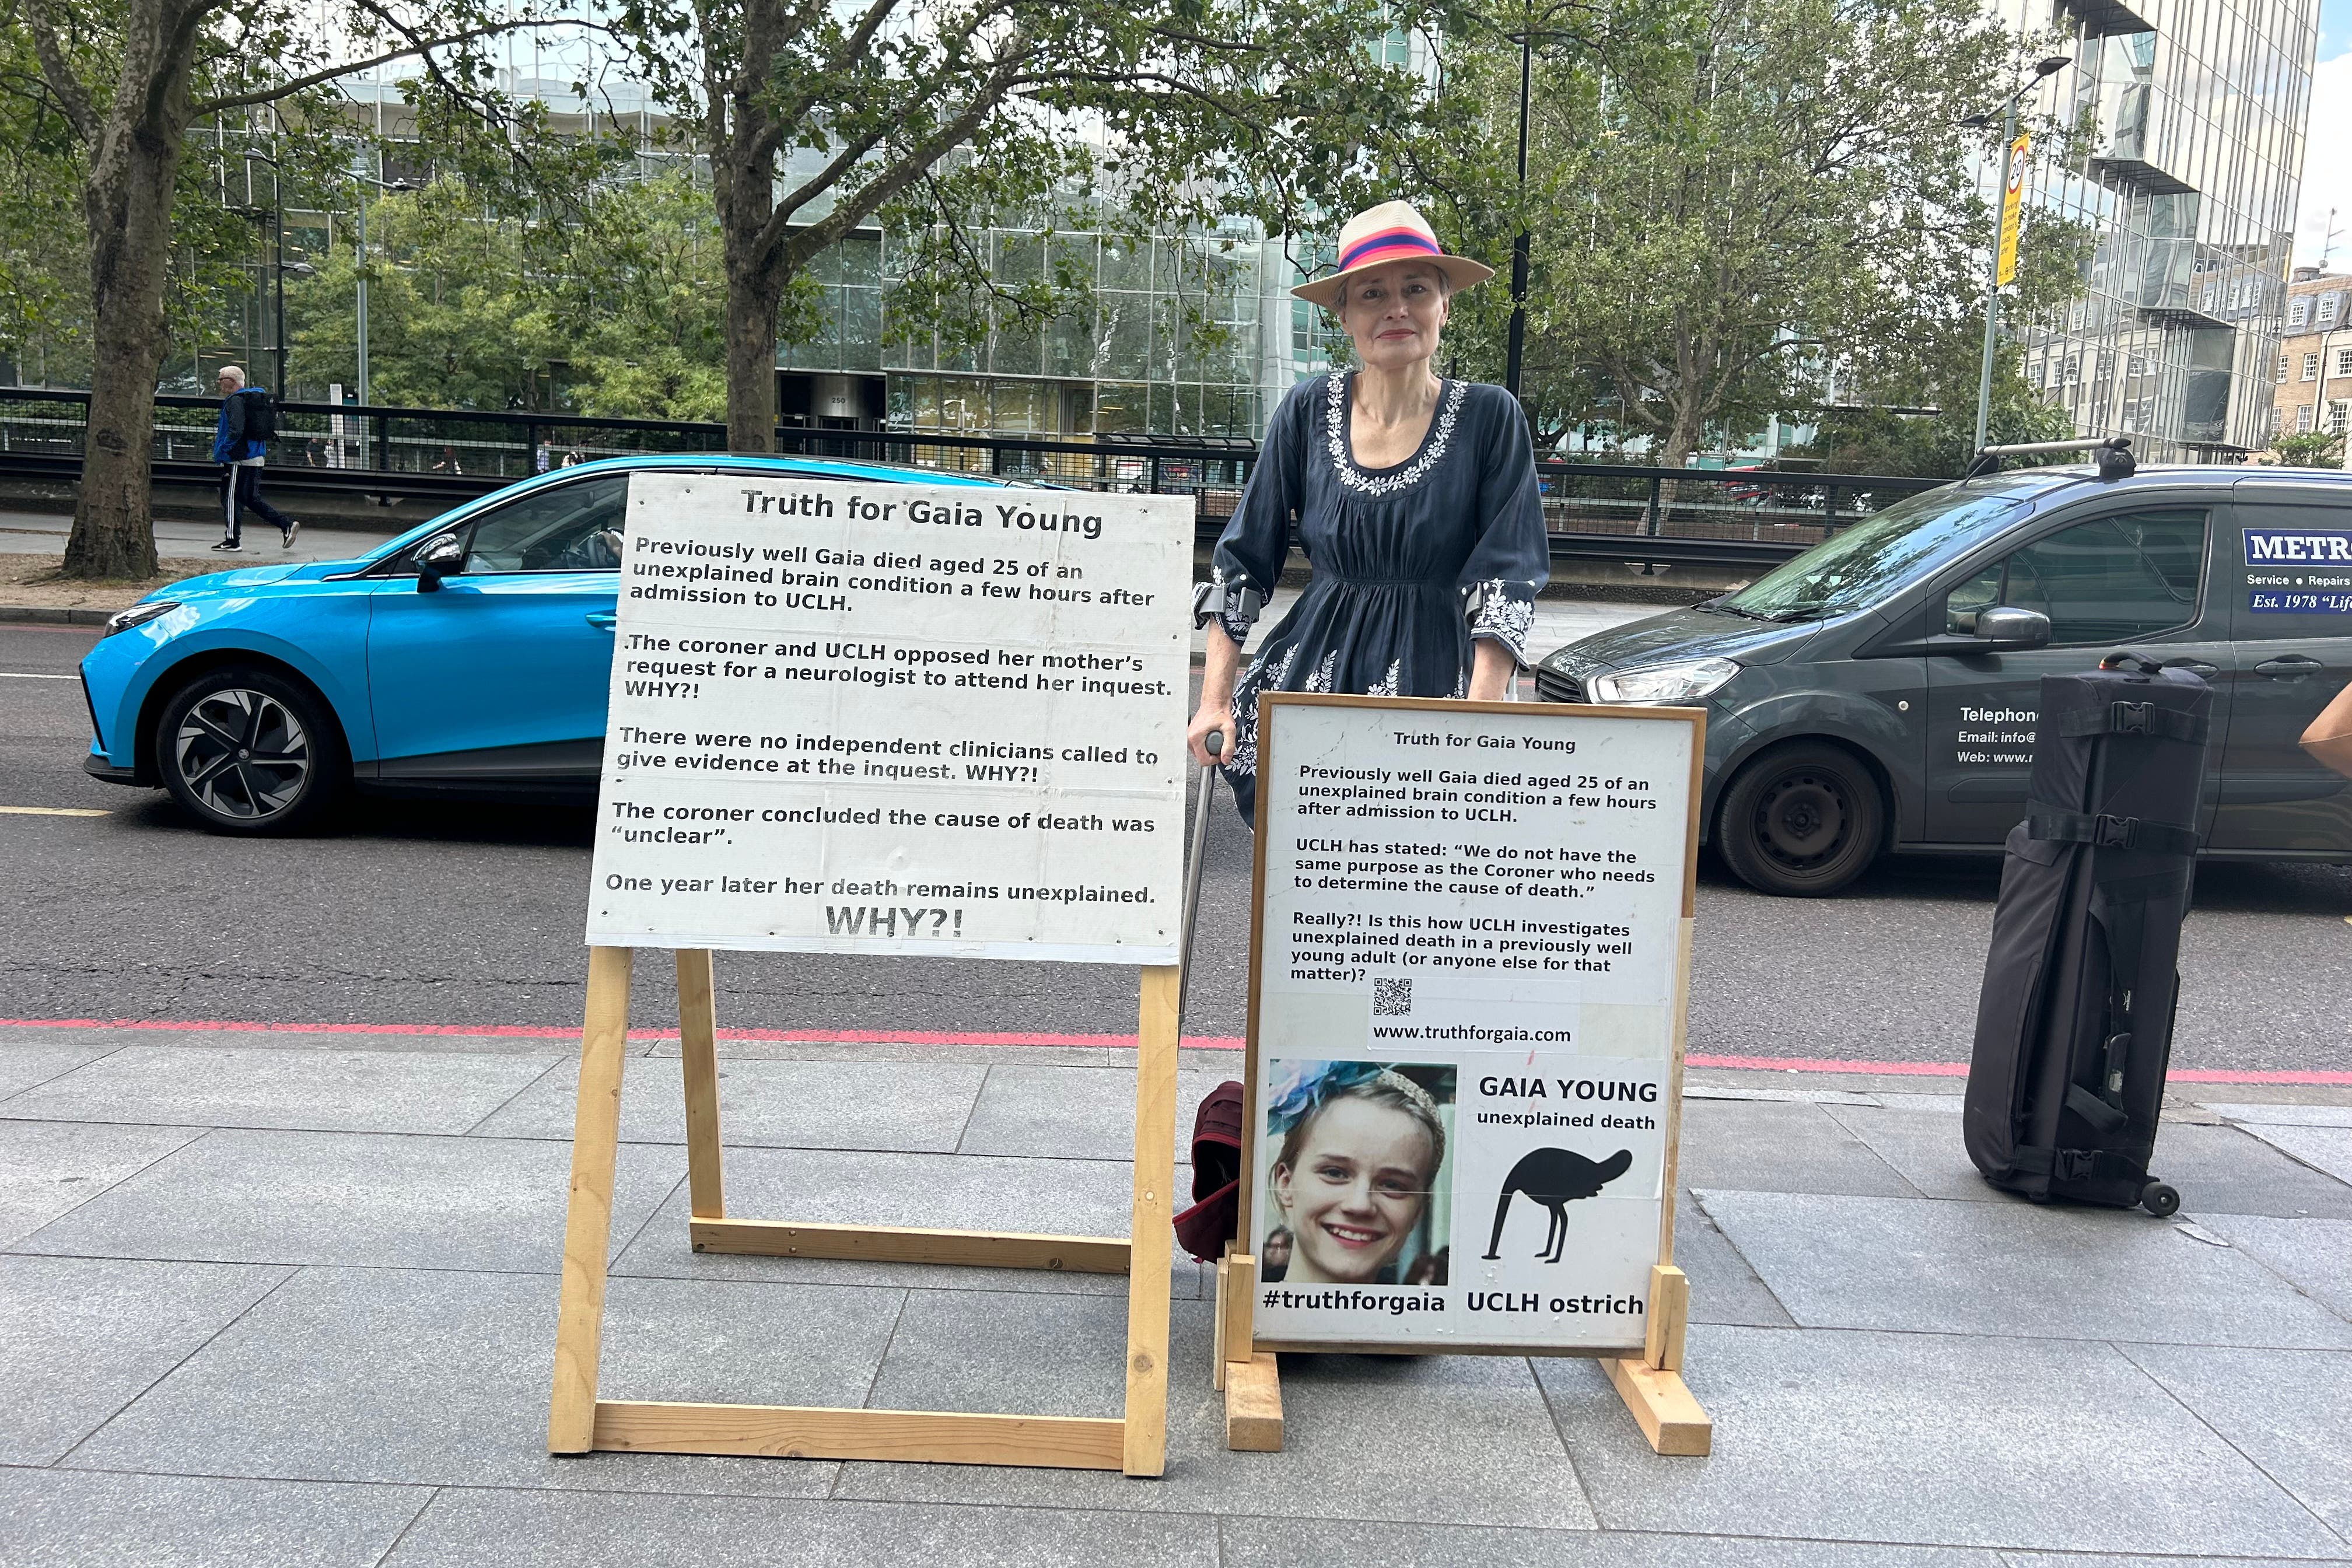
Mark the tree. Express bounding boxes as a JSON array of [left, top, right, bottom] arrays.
[[288, 171, 736, 420], [2271, 430, 2346, 469], [607, 0, 1434, 453], [12, 0, 579, 577], [1412, 0, 2063, 469]]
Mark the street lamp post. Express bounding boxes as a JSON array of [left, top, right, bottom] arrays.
[[1503, 26, 1532, 407], [1966, 55, 2073, 456], [349, 163, 419, 410]]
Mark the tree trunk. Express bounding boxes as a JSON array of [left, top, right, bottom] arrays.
[[62, 106, 184, 578], [720, 239, 783, 454]]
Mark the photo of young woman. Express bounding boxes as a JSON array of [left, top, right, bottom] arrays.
[[1262, 1060, 1454, 1287]]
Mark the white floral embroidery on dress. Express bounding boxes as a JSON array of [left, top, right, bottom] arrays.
[[1225, 643, 1300, 779], [1471, 576, 1536, 660], [1303, 650, 1339, 694], [1366, 659, 1402, 697], [1325, 372, 1469, 496]]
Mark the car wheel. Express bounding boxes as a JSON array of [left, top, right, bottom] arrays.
[[1717, 741, 1885, 897], [155, 667, 345, 835]]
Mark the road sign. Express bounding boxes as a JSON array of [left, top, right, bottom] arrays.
[[1997, 132, 2030, 288]]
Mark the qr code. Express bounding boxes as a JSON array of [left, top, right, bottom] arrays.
[[1373, 978, 1413, 1017]]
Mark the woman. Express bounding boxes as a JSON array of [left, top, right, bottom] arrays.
[[1266, 1062, 1448, 1287], [1188, 201, 1548, 819]]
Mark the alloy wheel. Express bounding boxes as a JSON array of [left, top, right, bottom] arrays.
[[172, 687, 312, 821]]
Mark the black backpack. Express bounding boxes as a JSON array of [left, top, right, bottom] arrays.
[[236, 387, 277, 444]]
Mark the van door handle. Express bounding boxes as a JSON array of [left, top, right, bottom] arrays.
[[2165, 660, 2219, 678], [586, 612, 617, 631], [2255, 656, 2322, 680]]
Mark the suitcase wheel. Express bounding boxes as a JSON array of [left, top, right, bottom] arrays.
[[2140, 1181, 2180, 1218]]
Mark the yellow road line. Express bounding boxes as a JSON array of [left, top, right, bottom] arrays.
[[0, 805, 109, 817]]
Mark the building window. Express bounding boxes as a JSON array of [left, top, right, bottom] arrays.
[[2289, 298, 2311, 329], [2322, 294, 2344, 327], [2277, 354, 2290, 383], [2331, 403, 2351, 438], [2064, 355, 2081, 384], [2339, 348, 2352, 377], [2269, 405, 2283, 436], [2300, 404, 2316, 432], [2305, 352, 2321, 381]]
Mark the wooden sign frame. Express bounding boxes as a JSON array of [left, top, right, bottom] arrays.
[[548, 946, 1180, 1475], [1213, 693, 1713, 1457]]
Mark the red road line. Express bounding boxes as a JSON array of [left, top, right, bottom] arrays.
[[3, 1017, 2348, 1085]]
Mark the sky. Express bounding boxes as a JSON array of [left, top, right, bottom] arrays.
[[2297, 0, 2352, 268]]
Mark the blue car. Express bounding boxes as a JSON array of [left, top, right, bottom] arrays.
[[80, 454, 1014, 834]]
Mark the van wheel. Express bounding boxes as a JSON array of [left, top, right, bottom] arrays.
[[1718, 743, 1884, 897], [155, 667, 346, 835]]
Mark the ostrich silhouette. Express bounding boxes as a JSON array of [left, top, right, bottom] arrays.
[[1482, 1147, 1635, 1263]]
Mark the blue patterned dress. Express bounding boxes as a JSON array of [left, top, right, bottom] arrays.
[[1210, 371, 1548, 822]]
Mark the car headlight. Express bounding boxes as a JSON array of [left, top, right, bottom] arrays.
[[102, 600, 179, 638], [1588, 656, 1741, 705]]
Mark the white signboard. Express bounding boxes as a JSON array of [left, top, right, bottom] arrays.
[[584, 473, 1192, 963], [1245, 695, 1698, 1350]]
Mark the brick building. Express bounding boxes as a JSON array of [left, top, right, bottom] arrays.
[[2270, 266, 2352, 449]]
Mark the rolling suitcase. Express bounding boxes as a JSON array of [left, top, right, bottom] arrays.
[[1963, 652, 2213, 1216]]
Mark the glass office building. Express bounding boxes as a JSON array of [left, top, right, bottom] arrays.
[[1993, 0, 2321, 460], [778, 215, 1340, 440]]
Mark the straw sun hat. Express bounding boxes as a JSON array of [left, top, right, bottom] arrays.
[[1291, 200, 1495, 308]]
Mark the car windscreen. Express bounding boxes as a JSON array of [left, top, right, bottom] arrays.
[[1717, 485, 2038, 623]]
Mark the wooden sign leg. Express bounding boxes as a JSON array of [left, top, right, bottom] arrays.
[[676, 949, 724, 1221], [1120, 965, 1179, 1478], [1606, 1262, 1710, 1455], [1217, 1250, 1281, 1452], [550, 944, 634, 1453]]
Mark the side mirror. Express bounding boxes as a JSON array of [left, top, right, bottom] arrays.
[[415, 533, 466, 593], [1974, 605, 2051, 650]]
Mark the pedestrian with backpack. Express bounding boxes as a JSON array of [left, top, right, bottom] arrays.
[[210, 365, 300, 553]]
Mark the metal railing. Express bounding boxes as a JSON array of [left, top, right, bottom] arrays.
[[0, 387, 1948, 567]]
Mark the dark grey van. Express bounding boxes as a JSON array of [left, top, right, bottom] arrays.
[[1534, 465, 2352, 895]]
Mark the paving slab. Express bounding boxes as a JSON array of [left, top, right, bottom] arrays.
[[0, 1040, 118, 1100], [0, 1466, 428, 1568], [1541, 1324, 2350, 1558], [0, 1254, 289, 1463], [471, 1055, 986, 1151], [835, 1306, 1598, 1530], [1673, 1202, 1795, 1328], [383, 1487, 1219, 1568], [0, 1117, 203, 1247], [2000, 1556, 2352, 1567], [1825, 1107, 2352, 1217], [1670, 1100, 1923, 1198], [2240, 1125, 2352, 1185], [862, 1283, 1130, 1417], [2207, 1103, 2352, 1129], [958, 1063, 1231, 1160], [1698, 1190, 2352, 1349], [1220, 1520, 1999, 1567], [2120, 1343, 2352, 1542], [610, 1142, 1199, 1298], [10, 1128, 680, 1273], [65, 1264, 891, 1496], [2197, 1214, 2352, 1320], [0, 1044, 562, 1135]]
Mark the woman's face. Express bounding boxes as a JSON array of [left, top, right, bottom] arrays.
[[1273, 1097, 1436, 1284], [1336, 262, 1449, 374]]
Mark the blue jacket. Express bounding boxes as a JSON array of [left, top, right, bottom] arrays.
[[212, 388, 268, 463]]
